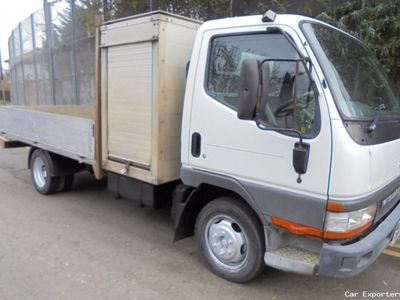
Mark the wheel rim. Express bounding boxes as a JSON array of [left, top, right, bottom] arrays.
[[205, 215, 248, 270], [33, 156, 48, 188]]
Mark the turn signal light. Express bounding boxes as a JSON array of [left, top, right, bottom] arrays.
[[271, 204, 377, 241]]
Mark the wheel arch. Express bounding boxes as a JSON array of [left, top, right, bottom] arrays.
[[173, 167, 266, 241]]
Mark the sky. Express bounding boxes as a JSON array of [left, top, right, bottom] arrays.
[[0, 0, 43, 70]]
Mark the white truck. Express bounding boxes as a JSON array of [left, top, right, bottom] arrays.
[[1, 9, 400, 283]]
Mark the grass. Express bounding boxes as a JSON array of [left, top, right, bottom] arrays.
[[0, 99, 7, 105]]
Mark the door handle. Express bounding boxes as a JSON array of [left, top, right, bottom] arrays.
[[191, 132, 201, 158]]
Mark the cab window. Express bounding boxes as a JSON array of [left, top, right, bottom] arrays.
[[206, 33, 320, 136]]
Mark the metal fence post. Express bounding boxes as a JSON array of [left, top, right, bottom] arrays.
[[0, 48, 5, 101], [18, 23, 27, 104], [8, 38, 13, 103], [71, 0, 79, 105], [30, 14, 40, 105], [103, 0, 109, 21], [10, 32, 17, 104], [44, 0, 56, 105]]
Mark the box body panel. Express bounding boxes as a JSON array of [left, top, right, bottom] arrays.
[[101, 12, 200, 185]]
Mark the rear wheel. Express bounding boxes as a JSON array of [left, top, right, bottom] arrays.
[[195, 197, 265, 283], [57, 174, 74, 192], [30, 150, 60, 195]]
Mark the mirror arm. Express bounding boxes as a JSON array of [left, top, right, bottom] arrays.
[[256, 121, 304, 145], [266, 27, 317, 87], [259, 58, 319, 100], [256, 121, 310, 183]]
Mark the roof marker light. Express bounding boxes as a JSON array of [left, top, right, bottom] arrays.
[[262, 10, 277, 22]]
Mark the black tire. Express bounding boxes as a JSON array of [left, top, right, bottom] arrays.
[[195, 197, 265, 283], [30, 150, 60, 195], [57, 174, 74, 192], [112, 192, 122, 199]]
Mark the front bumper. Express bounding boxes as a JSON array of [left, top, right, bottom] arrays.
[[318, 202, 400, 278]]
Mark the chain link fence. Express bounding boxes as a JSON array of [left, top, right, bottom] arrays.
[[8, 0, 101, 105]]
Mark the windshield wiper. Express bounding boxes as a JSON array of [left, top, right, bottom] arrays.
[[366, 103, 386, 133]]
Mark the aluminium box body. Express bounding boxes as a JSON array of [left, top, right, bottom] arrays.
[[100, 11, 201, 185]]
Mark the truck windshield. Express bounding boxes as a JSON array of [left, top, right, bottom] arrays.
[[302, 22, 400, 119]]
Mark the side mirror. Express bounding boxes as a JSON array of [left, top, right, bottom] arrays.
[[237, 59, 260, 120], [293, 142, 310, 183]]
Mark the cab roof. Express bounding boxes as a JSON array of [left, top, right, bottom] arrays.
[[198, 13, 320, 32]]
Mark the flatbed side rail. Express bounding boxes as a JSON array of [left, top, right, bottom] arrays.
[[0, 106, 95, 165]]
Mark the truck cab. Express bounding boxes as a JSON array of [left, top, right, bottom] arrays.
[[177, 11, 400, 282]]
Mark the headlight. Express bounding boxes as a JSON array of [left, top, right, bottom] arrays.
[[324, 204, 377, 240]]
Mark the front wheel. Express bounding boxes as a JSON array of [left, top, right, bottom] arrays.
[[195, 197, 265, 283]]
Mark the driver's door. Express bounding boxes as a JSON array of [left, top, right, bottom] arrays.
[[187, 26, 332, 228]]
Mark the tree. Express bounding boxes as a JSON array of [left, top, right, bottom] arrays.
[[110, 0, 332, 20], [318, 0, 400, 94], [54, 0, 103, 45]]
